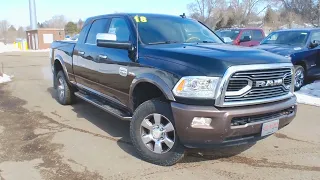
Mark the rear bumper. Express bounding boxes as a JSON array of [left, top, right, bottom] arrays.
[[171, 96, 297, 148]]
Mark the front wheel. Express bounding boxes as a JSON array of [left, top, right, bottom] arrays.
[[294, 65, 305, 91], [55, 71, 75, 105], [130, 100, 185, 166]]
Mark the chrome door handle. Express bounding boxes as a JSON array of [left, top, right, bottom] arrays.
[[78, 51, 85, 55], [98, 54, 108, 59]]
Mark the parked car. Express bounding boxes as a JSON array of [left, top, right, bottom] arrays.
[[64, 35, 71, 41], [216, 28, 265, 47], [256, 28, 320, 90], [71, 34, 79, 41], [50, 13, 297, 166]]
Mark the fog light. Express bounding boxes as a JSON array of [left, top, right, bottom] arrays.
[[191, 117, 212, 128]]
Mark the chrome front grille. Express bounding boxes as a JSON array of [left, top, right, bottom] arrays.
[[215, 64, 294, 107], [225, 68, 292, 102]]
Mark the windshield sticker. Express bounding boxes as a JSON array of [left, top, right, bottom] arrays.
[[134, 15, 148, 23], [301, 33, 307, 35], [294, 47, 302, 50], [235, 31, 239, 33]]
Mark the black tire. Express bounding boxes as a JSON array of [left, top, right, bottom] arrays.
[[55, 71, 75, 105], [294, 65, 305, 91], [130, 99, 185, 166]]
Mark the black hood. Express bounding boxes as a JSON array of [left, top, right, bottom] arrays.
[[256, 44, 303, 56], [143, 43, 291, 77]]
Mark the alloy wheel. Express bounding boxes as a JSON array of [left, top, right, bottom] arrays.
[[140, 113, 175, 154]]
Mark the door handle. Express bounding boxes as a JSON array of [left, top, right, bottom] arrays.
[[78, 51, 85, 55], [98, 54, 108, 59]]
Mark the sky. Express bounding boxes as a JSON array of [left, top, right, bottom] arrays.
[[0, 0, 194, 28]]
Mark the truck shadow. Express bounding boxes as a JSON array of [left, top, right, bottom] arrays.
[[47, 87, 256, 164]]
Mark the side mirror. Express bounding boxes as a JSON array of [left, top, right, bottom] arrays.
[[310, 40, 320, 48], [240, 36, 251, 43], [96, 33, 132, 50]]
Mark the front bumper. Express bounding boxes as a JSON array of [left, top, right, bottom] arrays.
[[171, 96, 297, 148]]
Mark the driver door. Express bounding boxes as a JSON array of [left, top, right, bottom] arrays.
[[239, 30, 252, 47], [303, 31, 320, 77]]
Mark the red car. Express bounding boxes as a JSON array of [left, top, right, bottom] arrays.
[[216, 28, 266, 47]]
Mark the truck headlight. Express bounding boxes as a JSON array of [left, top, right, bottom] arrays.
[[172, 76, 220, 99]]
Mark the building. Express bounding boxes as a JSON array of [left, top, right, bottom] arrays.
[[26, 28, 65, 50]]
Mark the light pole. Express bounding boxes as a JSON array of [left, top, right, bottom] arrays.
[[28, 0, 37, 30]]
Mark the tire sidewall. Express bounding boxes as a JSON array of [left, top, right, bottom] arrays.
[[130, 100, 185, 165], [56, 71, 68, 104], [294, 66, 305, 90]]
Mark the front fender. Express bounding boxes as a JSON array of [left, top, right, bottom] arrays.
[[129, 73, 177, 110], [54, 54, 70, 81]]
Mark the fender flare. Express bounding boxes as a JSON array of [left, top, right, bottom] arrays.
[[53, 55, 70, 81], [129, 73, 176, 110]]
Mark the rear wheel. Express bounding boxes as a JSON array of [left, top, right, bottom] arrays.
[[55, 71, 75, 105], [130, 100, 185, 166], [294, 65, 305, 90]]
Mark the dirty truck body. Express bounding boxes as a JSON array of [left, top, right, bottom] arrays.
[[50, 13, 297, 166]]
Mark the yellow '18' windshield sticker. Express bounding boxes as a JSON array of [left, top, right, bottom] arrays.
[[134, 16, 147, 23]]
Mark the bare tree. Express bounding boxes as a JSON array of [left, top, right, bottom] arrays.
[[230, 0, 264, 26], [275, 0, 319, 26], [43, 15, 67, 29], [17, 27, 25, 39], [0, 20, 10, 43], [77, 19, 84, 31], [187, 0, 227, 28]]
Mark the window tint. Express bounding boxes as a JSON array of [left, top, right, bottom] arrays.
[[130, 15, 223, 44], [252, 30, 263, 40], [240, 30, 251, 40], [108, 18, 130, 41], [216, 30, 240, 40], [85, 19, 109, 44], [261, 31, 309, 45], [310, 31, 320, 42]]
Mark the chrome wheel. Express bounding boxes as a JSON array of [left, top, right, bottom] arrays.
[[57, 77, 65, 100], [295, 68, 304, 89], [140, 113, 175, 154]]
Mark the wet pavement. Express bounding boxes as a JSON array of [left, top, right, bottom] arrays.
[[0, 52, 319, 180]]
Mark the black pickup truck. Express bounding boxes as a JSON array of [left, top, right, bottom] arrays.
[[50, 13, 297, 166]]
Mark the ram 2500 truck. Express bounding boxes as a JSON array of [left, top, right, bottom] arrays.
[[50, 13, 297, 166]]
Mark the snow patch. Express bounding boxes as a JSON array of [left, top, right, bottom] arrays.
[[0, 74, 13, 84], [0, 43, 19, 53], [0, 42, 49, 53], [295, 80, 320, 107]]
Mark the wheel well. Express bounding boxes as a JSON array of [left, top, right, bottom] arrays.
[[294, 61, 307, 73], [132, 82, 166, 110], [54, 60, 63, 76]]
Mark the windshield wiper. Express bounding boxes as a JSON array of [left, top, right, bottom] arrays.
[[148, 41, 177, 45]]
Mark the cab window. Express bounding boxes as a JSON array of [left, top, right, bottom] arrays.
[[108, 18, 130, 42], [85, 19, 109, 44]]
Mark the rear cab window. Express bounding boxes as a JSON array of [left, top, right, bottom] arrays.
[[252, 30, 264, 41], [240, 30, 252, 41], [310, 31, 320, 42]]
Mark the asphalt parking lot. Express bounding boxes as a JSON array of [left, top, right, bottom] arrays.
[[0, 52, 319, 180]]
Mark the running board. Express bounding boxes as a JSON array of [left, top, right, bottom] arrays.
[[74, 92, 132, 121]]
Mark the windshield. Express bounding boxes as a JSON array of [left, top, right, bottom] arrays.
[[261, 31, 309, 46], [131, 15, 223, 45], [215, 30, 240, 40]]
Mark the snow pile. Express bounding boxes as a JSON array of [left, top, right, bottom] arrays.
[[295, 80, 320, 107], [0, 74, 12, 84], [0, 43, 20, 53]]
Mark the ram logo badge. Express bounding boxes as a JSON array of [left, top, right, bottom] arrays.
[[256, 79, 283, 87]]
